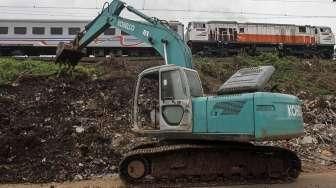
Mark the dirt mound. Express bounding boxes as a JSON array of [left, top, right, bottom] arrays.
[[0, 57, 335, 183], [0, 58, 162, 183], [0, 75, 131, 182]]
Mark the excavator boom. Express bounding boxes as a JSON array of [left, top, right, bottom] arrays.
[[55, 0, 192, 68]]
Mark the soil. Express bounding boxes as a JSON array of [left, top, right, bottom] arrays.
[[0, 58, 160, 183], [1, 172, 336, 188], [0, 57, 335, 184]]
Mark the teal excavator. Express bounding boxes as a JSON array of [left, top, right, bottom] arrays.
[[56, 0, 304, 187]]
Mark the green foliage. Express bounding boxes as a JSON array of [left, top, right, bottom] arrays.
[[0, 58, 101, 85], [194, 53, 336, 95]]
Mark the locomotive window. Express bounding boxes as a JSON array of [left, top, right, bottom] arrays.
[[104, 28, 116, 35], [169, 25, 178, 32], [32, 27, 45, 35], [121, 30, 129, 35], [239, 28, 245, 33], [68, 27, 81, 35], [0, 27, 8, 34], [14, 27, 26, 35], [194, 23, 206, 28], [51, 27, 63, 35], [320, 28, 331, 33], [299, 26, 306, 33]]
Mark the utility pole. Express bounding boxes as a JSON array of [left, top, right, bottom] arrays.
[[142, 0, 146, 10]]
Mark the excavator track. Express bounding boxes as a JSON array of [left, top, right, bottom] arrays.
[[119, 141, 301, 188]]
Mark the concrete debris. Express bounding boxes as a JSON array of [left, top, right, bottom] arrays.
[[269, 94, 336, 170], [301, 136, 316, 145], [74, 126, 85, 133], [74, 174, 83, 181]]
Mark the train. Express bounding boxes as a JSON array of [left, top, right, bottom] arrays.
[[0, 19, 335, 58], [0, 19, 184, 57], [186, 21, 335, 58]]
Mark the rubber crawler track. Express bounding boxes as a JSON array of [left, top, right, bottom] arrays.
[[119, 141, 301, 188]]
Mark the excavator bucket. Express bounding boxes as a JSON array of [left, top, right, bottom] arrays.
[[55, 42, 84, 66]]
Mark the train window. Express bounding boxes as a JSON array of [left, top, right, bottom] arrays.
[[33, 27, 45, 35], [320, 28, 331, 33], [315, 28, 318, 34], [194, 23, 206, 29], [121, 30, 129, 35], [169, 25, 178, 32], [14, 27, 27, 35], [239, 28, 245, 33], [68, 27, 81, 35], [0, 27, 8, 34], [51, 27, 63, 35], [104, 28, 116, 35], [299, 26, 306, 33]]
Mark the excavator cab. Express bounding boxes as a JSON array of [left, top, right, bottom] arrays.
[[133, 65, 203, 134]]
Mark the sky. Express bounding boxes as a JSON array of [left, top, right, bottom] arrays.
[[0, 0, 336, 33]]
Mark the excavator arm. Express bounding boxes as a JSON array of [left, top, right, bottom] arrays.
[[55, 0, 192, 69]]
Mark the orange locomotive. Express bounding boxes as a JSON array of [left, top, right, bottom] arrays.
[[186, 21, 335, 58]]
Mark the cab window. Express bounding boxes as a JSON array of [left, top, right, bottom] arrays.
[[184, 70, 203, 97], [161, 70, 186, 100]]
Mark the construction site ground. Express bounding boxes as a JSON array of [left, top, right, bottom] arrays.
[[0, 54, 336, 187], [1, 171, 336, 188]]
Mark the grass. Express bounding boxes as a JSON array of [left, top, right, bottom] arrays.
[[0, 58, 101, 85], [1, 54, 335, 96], [194, 53, 336, 96]]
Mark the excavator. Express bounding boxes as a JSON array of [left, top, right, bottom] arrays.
[[55, 0, 304, 187]]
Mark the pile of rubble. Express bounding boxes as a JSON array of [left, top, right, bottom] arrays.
[[300, 95, 336, 167], [270, 93, 336, 171]]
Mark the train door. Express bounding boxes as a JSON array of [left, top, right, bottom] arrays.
[[290, 28, 296, 44], [314, 27, 320, 44], [280, 28, 286, 43], [218, 28, 227, 42], [218, 27, 236, 42], [135, 71, 160, 131]]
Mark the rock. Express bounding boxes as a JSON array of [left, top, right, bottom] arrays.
[[301, 136, 315, 145], [321, 150, 333, 157], [74, 126, 85, 133], [74, 174, 83, 181], [110, 165, 117, 171]]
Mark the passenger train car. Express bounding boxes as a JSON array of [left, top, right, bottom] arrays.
[[0, 19, 184, 57], [186, 21, 335, 58]]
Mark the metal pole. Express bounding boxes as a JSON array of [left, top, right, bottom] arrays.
[[163, 43, 168, 65], [142, 0, 146, 10]]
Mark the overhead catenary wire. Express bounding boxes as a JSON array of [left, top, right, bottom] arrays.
[[1, 6, 336, 19], [249, 0, 333, 4], [0, 0, 336, 22]]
